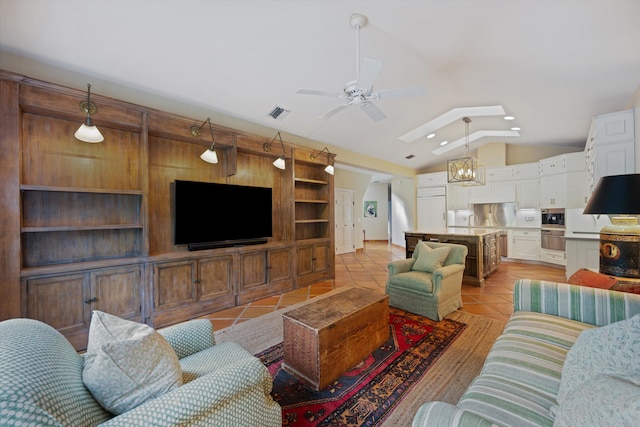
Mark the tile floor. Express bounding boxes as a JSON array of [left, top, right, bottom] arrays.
[[201, 241, 568, 330]]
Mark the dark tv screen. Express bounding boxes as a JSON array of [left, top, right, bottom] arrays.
[[173, 180, 273, 246]]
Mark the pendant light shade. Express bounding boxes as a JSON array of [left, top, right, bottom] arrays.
[[264, 132, 288, 170], [75, 83, 104, 143], [200, 144, 219, 164], [190, 118, 218, 164], [272, 156, 286, 170]]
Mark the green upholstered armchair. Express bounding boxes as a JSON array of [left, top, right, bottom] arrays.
[[0, 317, 281, 427], [386, 241, 468, 321]]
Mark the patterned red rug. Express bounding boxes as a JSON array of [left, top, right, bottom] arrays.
[[256, 308, 466, 426]]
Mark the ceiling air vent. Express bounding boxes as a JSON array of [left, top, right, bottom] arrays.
[[268, 106, 290, 120], [405, 154, 415, 159]]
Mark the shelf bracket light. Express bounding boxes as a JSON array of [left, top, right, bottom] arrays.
[[263, 132, 287, 170], [74, 83, 104, 143], [310, 147, 336, 175], [190, 118, 218, 164]]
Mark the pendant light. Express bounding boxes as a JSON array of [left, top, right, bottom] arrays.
[[74, 83, 104, 143], [190, 118, 218, 164], [263, 132, 287, 170], [447, 117, 485, 186]]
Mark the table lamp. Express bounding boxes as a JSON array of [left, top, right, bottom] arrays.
[[583, 174, 640, 278]]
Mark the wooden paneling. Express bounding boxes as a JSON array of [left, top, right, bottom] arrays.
[[91, 265, 142, 321], [22, 114, 142, 190], [0, 78, 21, 320], [153, 260, 197, 311]]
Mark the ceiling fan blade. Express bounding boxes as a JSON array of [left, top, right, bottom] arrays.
[[376, 85, 427, 100], [318, 102, 352, 120], [360, 101, 386, 122], [296, 88, 341, 98], [356, 58, 383, 90]]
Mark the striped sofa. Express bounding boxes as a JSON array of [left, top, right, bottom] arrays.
[[412, 279, 640, 427]]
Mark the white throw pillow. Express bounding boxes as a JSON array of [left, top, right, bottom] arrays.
[[556, 313, 640, 406], [553, 374, 640, 427], [412, 242, 451, 273], [82, 311, 183, 414]]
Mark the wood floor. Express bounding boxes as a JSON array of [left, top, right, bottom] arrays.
[[201, 241, 568, 330]]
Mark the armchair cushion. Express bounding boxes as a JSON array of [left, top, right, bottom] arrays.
[[390, 270, 435, 293], [412, 242, 451, 273], [82, 311, 183, 415]]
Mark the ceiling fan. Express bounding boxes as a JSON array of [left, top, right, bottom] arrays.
[[296, 13, 426, 122]]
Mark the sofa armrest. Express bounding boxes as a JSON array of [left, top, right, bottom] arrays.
[[513, 279, 640, 327], [412, 402, 500, 427], [388, 258, 415, 276], [100, 356, 280, 427], [157, 319, 216, 360]]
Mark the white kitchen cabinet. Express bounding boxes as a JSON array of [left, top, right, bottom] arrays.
[[469, 181, 515, 204], [566, 170, 591, 209], [447, 184, 468, 211], [417, 195, 447, 231], [593, 140, 635, 180], [540, 248, 566, 266], [539, 174, 567, 208], [514, 162, 540, 180], [509, 229, 540, 261], [540, 152, 585, 176], [595, 109, 635, 143], [565, 238, 600, 279], [516, 179, 540, 209], [486, 166, 514, 182], [417, 171, 447, 187]]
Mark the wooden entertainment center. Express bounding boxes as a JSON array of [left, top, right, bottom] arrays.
[[0, 71, 335, 350]]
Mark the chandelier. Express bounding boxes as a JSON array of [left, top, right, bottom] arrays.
[[447, 117, 485, 186]]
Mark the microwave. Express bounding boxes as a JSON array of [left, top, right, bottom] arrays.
[[541, 208, 565, 228]]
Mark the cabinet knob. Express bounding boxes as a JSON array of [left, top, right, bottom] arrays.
[[84, 297, 97, 304], [194, 279, 202, 284]]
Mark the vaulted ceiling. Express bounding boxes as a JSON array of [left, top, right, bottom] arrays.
[[1, 1, 639, 175]]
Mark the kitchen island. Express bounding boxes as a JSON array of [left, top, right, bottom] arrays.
[[405, 228, 501, 286]]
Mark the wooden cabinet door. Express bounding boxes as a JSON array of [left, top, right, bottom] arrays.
[[239, 251, 268, 290], [313, 242, 330, 275], [296, 244, 315, 278], [197, 255, 233, 302], [153, 260, 197, 311], [91, 265, 142, 322], [268, 247, 293, 284], [24, 273, 90, 334]]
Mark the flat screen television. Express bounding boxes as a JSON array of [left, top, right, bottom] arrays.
[[173, 180, 273, 250]]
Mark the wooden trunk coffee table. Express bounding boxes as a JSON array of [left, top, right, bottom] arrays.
[[281, 287, 389, 391]]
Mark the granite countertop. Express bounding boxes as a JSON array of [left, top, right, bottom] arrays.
[[408, 228, 502, 237]]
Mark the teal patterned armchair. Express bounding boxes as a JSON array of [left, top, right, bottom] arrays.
[[0, 317, 281, 426], [386, 241, 468, 321]]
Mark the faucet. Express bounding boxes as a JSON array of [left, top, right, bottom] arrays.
[[468, 214, 479, 229]]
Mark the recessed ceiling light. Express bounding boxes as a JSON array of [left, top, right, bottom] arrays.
[[504, 116, 515, 120], [440, 140, 448, 146], [427, 133, 436, 139], [511, 127, 521, 131]]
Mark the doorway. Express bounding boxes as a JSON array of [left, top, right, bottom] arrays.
[[335, 188, 355, 254]]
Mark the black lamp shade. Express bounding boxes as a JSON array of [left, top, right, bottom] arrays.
[[583, 174, 640, 215]]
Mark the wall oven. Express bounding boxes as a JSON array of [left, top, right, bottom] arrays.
[[541, 208, 566, 251], [541, 228, 565, 251]]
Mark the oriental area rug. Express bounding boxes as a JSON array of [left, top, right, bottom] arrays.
[[256, 308, 466, 426], [213, 286, 506, 427]]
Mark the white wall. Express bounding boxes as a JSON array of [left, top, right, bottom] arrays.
[[363, 183, 389, 241], [390, 176, 415, 248]]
